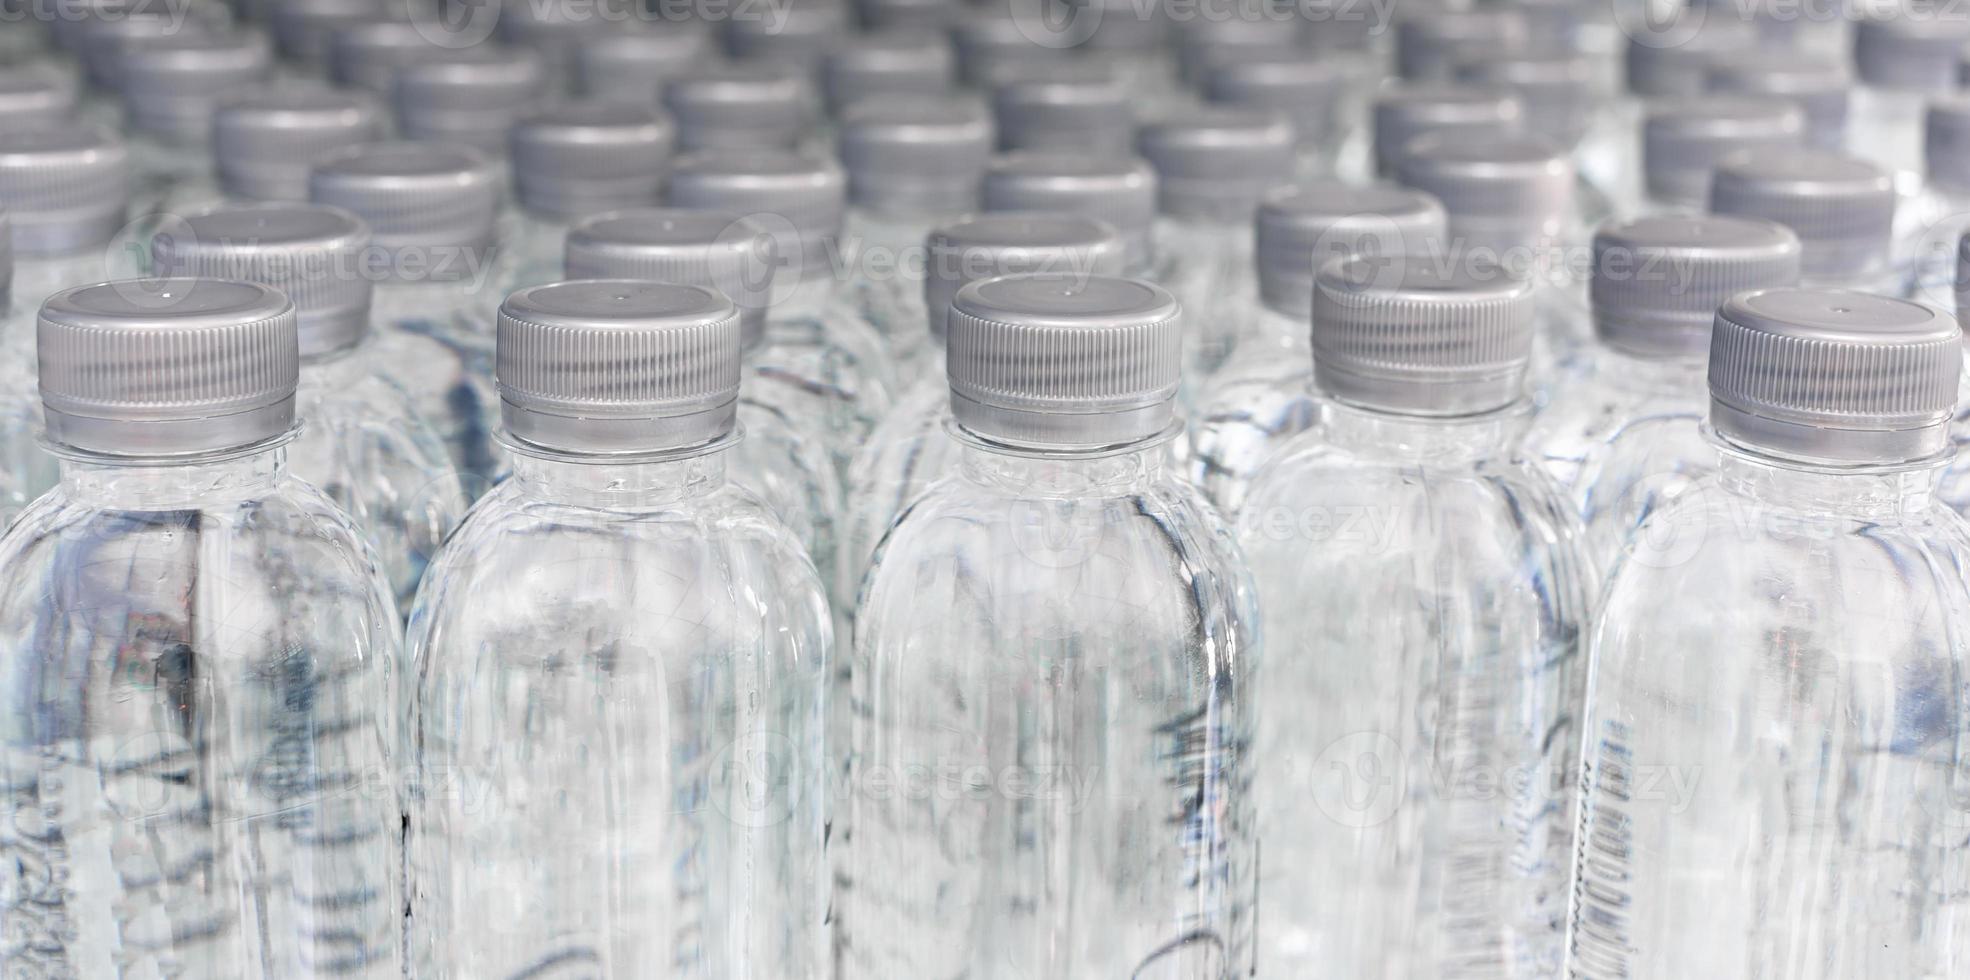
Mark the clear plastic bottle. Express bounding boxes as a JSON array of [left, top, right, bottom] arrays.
[[1565, 287, 1970, 978], [115, 30, 272, 218], [663, 148, 898, 481], [498, 102, 672, 294], [842, 272, 1258, 979], [1851, 7, 1970, 187], [1136, 107, 1297, 399], [151, 202, 469, 609], [661, 66, 818, 153], [988, 60, 1134, 156], [1901, 95, 1970, 309], [1707, 148, 1907, 293], [1524, 215, 1802, 570], [1944, 233, 1970, 513], [1704, 49, 1852, 152], [836, 95, 991, 369], [1204, 53, 1365, 180], [189, 87, 385, 211], [980, 149, 1163, 278], [1362, 84, 1522, 182], [1629, 96, 1805, 217], [0, 277, 404, 976], [392, 45, 545, 159], [1236, 253, 1592, 978], [1185, 181, 1446, 515], [309, 139, 507, 489], [406, 279, 831, 979]]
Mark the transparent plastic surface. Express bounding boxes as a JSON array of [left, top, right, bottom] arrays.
[[369, 280, 507, 491], [843, 208, 947, 378], [1159, 215, 1256, 407], [841, 374, 953, 593], [405, 448, 832, 979], [494, 209, 574, 298], [1183, 302, 1319, 516], [840, 435, 1260, 979], [0, 446, 404, 976], [1566, 445, 1970, 978], [732, 385, 845, 600], [754, 280, 898, 482], [1237, 401, 1592, 979], [1900, 184, 1970, 310]]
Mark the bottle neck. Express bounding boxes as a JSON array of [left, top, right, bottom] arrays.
[[59, 443, 288, 510], [956, 434, 1169, 498], [507, 444, 730, 509], [1317, 398, 1530, 465], [1713, 441, 1945, 520]]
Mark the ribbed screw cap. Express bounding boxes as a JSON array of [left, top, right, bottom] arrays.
[[1925, 95, 1970, 193], [496, 279, 742, 454], [1705, 50, 1850, 150], [822, 29, 955, 114], [394, 45, 545, 154], [982, 152, 1158, 271], [662, 150, 844, 284], [0, 66, 78, 129], [1590, 215, 1802, 359], [150, 203, 374, 358], [75, 7, 217, 90], [1643, 95, 1805, 205], [838, 96, 992, 213], [328, 20, 479, 95], [990, 61, 1133, 154], [118, 32, 272, 145], [37, 278, 300, 456], [946, 273, 1182, 448], [1625, 12, 1757, 97], [1709, 288, 1961, 464], [1395, 6, 1528, 81], [1392, 129, 1572, 257], [951, 6, 1069, 86], [1255, 182, 1447, 317], [214, 88, 384, 203], [1855, 10, 1970, 93], [1312, 253, 1536, 416], [723, 0, 848, 68], [1371, 85, 1522, 177], [924, 213, 1127, 341], [0, 124, 131, 257], [509, 103, 673, 222], [308, 141, 499, 280], [1174, 16, 1299, 89], [1204, 53, 1355, 150], [1455, 53, 1593, 148], [269, 0, 379, 64], [564, 208, 778, 350], [1707, 149, 1895, 282], [1136, 108, 1296, 220], [576, 26, 711, 102], [662, 66, 815, 152]]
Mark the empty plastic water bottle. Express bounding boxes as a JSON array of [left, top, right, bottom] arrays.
[[1204, 52, 1364, 180], [1525, 215, 1802, 568], [406, 279, 831, 979], [0, 65, 77, 131], [575, 23, 710, 103], [1634, 96, 1804, 215], [1707, 148, 1904, 292], [723, 0, 847, 79], [821, 29, 957, 117], [1363, 84, 1523, 182], [989, 61, 1133, 155], [662, 65, 818, 153], [393, 45, 545, 157], [151, 202, 469, 608], [0, 277, 404, 977], [198, 88, 385, 209], [310, 139, 506, 488], [1394, 4, 1528, 82], [982, 150, 1161, 277], [1566, 287, 1970, 978], [843, 272, 1257, 979], [1703, 49, 1852, 152], [1853, 6, 1970, 184], [500, 102, 673, 292], [115, 31, 271, 217], [1906, 96, 1970, 308]]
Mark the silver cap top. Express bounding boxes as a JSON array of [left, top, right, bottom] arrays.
[[982, 152, 1158, 270], [496, 279, 742, 454], [1642, 95, 1805, 205], [1203, 53, 1355, 149], [37, 278, 300, 457], [837, 96, 992, 213], [0, 124, 131, 257], [1392, 129, 1573, 256], [662, 66, 815, 152], [151, 203, 374, 358], [1591, 215, 1803, 358], [946, 273, 1182, 449], [1312, 254, 1536, 416], [1371, 84, 1523, 177], [1709, 288, 1961, 464], [1455, 53, 1593, 148], [564, 207, 777, 350], [0, 66, 78, 129], [1135, 108, 1296, 220], [394, 45, 546, 153], [509, 102, 673, 221], [1924, 95, 1970, 192], [1395, 6, 1528, 81], [990, 61, 1133, 154], [308, 141, 499, 280], [663, 150, 843, 284], [117, 31, 272, 145], [924, 213, 1128, 341], [1855, 10, 1970, 93], [214, 87, 384, 203], [1255, 182, 1447, 317], [575, 26, 711, 102], [822, 29, 956, 114], [1624, 12, 1757, 97], [1707, 149, 1895, 282]]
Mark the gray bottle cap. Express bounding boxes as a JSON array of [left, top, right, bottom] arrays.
[[1707, 150, 1895, 283], [496, 279, 742, 454], [945, 273, 1182, 448], [990, 62, 1133, 154], [723, 0, 848, 68], [1455, 53, 1592, 149], [309, 141, 498, 282], [0, 124, 130, 257], [1073, 0, 1167, 52], [509, 103, 672, 222], [1591, 215, 1802, 359], [563, 207, 777, 350], [76, 8, 215, 90], [118, 32, 272, 145], [496, 0, 626, 80], [838, 96, 991, 214], [1709, 288, 1960, 464], [1705, 50, 1850, 150], [38, 278, 300, 456], [1204, 53, 1354, 150], [0, 66, 78, 129], [150, 203, 374, 358], [1312, 254, 1536, 416], [859, 0, 956, 31], [1395, 6, 1528, 82], [1295, 0, 1377, 49], [270, 0, 378, 64], [822, 30, 956, 115], [0, 211, 11, 304], [1256, 182, 1447, 318], [1175, 18, 1299, 89], [1624, 13, 1757, 97], [1925, 95, 1970, 193], [1855, 10, 1970, 94], [575, 26, 711, 102], [1643, 96, 1805, 206], [663, 150, 843, 284], [982, 152, 1158, 271], [1136, 108, 1296, 221], [394, 46, 545, 154], [1392, 129, 1572, 258], [328, 20, 478, 95], [214, 88, 384, 202], [951, 7, 1067, 86], [662, 66, 815, 152], [1371, 85, 1523, 177], [924, 213, 1127, 342]]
